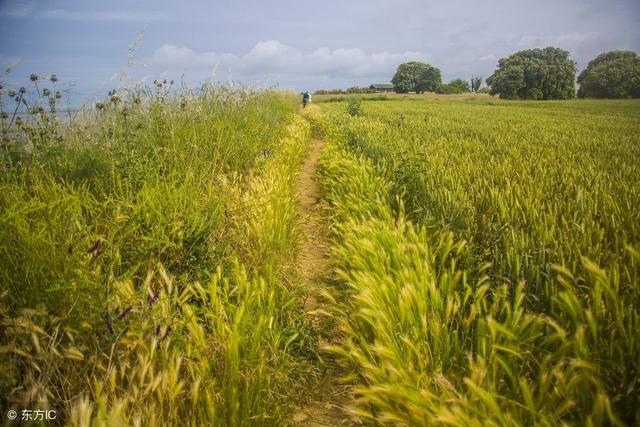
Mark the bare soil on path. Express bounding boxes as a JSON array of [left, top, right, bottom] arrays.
[[290, 139, 360, 427]]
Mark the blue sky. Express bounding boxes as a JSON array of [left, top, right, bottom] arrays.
[[1, 0, 639, 105]]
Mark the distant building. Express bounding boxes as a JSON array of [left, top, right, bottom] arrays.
[[369, 84, 395, 93]]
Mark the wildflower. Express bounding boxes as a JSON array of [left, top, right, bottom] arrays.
[[15, 117, 22, 125], [19, 87, 26, 94], [117, 306, 132, 321], [87, 240, 102, 259], [133, 96, 141, 104], [8, 90, 16, 97], [55, 91, 61, 99], [104, 314, 114, 335], [30, 74, 38, 82], [96, 102, 104, 110], [50, 74, 58, 83], [49, 98, 55, 107], [149, 291, 159, 306], [43, 88, 50, 96]]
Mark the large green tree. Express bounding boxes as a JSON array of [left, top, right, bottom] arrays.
[[577, 51, 640, 99], [392, 62, 442, 93], [486, 47, 576, 100]]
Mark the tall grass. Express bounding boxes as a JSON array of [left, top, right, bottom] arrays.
[[1, 81, 317, 425], [314, 100, 640, 425]]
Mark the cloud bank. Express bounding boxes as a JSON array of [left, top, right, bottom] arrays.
[[150, 40, 431, 79]]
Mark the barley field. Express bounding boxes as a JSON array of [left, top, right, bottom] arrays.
[[1, 84, 639, 426], [311, 98, 640, 425]]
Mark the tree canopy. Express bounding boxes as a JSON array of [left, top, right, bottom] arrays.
[[391, 62, 442, 93], [577, 51, 640, 99], [486, 47, 576, 100]]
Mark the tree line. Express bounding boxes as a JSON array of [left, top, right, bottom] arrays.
[[391, 48, 640, 99]]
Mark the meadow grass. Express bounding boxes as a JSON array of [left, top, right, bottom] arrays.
[[313, 99, 640, 425], [1, 83, 319, 425]]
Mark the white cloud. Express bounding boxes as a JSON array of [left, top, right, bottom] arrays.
[[150, 40, 431, 79]]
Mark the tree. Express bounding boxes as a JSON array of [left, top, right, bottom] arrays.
[[392, 62, 442, 93], [577, 51, 640, 99], [437, 78, 471, 94], [470, 75, 482, 92], [486, 47, 576, 100]]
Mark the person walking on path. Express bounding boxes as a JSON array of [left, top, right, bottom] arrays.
[[302, 91, 311, 108]]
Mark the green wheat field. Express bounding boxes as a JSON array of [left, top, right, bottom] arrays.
[[1, 86, 639, 426]]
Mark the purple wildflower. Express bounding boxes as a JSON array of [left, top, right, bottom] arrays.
[[105, 318, 114, 335], [117, 306, 132, 321], [148, 291, 159, 307]]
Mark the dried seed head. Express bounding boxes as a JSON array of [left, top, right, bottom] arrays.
[[50, 74, 58, 82], [43, 88, 51, 96], [8, 90, 16, 97], [134, 96, 141, 104], [55, 91, 62, 99], [19, 87, 26, 94], [30, 73, 38, 82], [96, 102, 104, 110], [15, 117, 22, 125], [49, 97, 55, 106], [1, 112, 8, 119]]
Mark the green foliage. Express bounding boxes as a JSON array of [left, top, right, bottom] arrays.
[[437, 78, 471, 94], [317, 99, 640, 425], [345, 96, 363, 116], [486, 46, 576, 100], [391, 61, 442, 93], [346, 86, 374, 94], [0, 84, 319, 425], [577, 50, 640, 99]]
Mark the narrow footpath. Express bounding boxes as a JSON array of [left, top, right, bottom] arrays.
[[291, 139, 360, 426]]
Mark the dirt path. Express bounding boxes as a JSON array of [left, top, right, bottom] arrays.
[[291, 139, 359, 427]]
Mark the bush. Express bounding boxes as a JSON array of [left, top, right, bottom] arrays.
[[345, 96, 363, 116], [437, 78, 471, 94]]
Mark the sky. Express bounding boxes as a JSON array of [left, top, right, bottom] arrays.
[[1, 0, 639, 105]]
